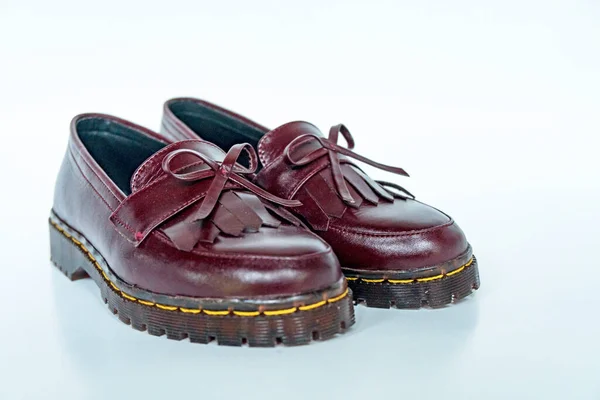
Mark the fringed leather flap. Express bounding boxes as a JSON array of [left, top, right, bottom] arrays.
[[110, 140, 302, 250], [259, 123, 415, 231]]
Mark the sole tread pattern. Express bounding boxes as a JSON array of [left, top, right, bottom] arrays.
[[347, 256, 480, 309], [50, 217, 355, 346]]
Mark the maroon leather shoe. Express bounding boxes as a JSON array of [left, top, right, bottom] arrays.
[[50, 114, 354, 346], [160, 98, 480, 309]]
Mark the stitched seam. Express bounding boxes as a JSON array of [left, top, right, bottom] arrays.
[[131, 139, 200, 191], [244, 146, 258, 170], [120, 158, 335, 260], [259, 140, 327, 171], [117, 174, 225, 237], [256, 121, 320, 167], [51, 220, 348, 316], [132, 139, 241, 192], [257, 135, 268, 165], [67, 150, 113, 211], [111, 173, 170, 228], [119, 166, 236, 235], [117, 151, 248, 239], [345, 258, 474, 284], [328, 220, 455, 237], [135, 160, 208, 192], [129, 186, 208, 238], [111, 214, 137, 234], [70, 146, 121, 204], [176, 160, 207, 173], [258, 145, 288, 170]]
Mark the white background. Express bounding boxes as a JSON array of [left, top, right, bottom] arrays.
[[1, 1, 599, 399]]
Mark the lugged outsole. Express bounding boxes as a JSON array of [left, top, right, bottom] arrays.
[[49, 215, 355, 347], [346, 256, 480, 309]]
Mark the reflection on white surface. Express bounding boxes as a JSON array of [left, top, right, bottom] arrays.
[[1, 0, 599, 398]]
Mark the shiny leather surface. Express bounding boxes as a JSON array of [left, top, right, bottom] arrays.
[[161, 98, 470, 272], [111, 140, 303, 250], [53, 113, 342, 298]]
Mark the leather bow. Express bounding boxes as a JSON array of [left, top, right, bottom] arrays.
[[162, 143, 301, 220], [111, 143, 302, 250], [284, 124, 412, 205]]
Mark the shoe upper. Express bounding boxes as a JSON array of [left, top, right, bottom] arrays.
[[161, 98, 471, 273], [52, 114, 342, 298]]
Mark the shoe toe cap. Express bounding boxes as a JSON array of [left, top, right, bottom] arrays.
[[327, 199, 470, 271], [151, 227, 344, 298]]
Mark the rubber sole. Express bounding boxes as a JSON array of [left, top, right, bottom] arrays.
[[344, 253, 480, 309], [49, 215, 355, 347]]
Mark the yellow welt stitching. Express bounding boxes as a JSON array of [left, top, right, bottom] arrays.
[[350, 257, 474, 284], [122, 293, 137, 301], [299, 300, 327, 311], [233, 310, 261, 317], [202, 309, 230, 316], [50, 219, 346, 317], [387, 279, 414, 284], [345, 277, 358, 281], [156, 304, 178, 311], [101, 271, 109, 281], [416, 274, 444, 282], [263, 307, 297, 316], [446, 265, 466, 277], [328, 288, 349, 303], [180, 307, 202, 314]]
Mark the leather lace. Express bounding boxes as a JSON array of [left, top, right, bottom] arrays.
[[284, 124, 414, 204], [162, 143, 301, 220]]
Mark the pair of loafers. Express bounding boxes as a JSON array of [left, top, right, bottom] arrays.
[[50, 97, 480, 347]]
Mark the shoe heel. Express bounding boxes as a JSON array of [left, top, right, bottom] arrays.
[[49, 219, 90, 281]]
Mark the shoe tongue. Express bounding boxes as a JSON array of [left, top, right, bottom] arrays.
[[257, 121, 323, 166], [130, 140, 226, 193]]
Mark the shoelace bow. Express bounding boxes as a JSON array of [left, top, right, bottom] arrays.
[[162, 143, 301, 221], [283, 124, 414, 204], [111, 143, 303, 249]]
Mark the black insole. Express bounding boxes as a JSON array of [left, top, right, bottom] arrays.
[[77, 118, 165, 195]]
